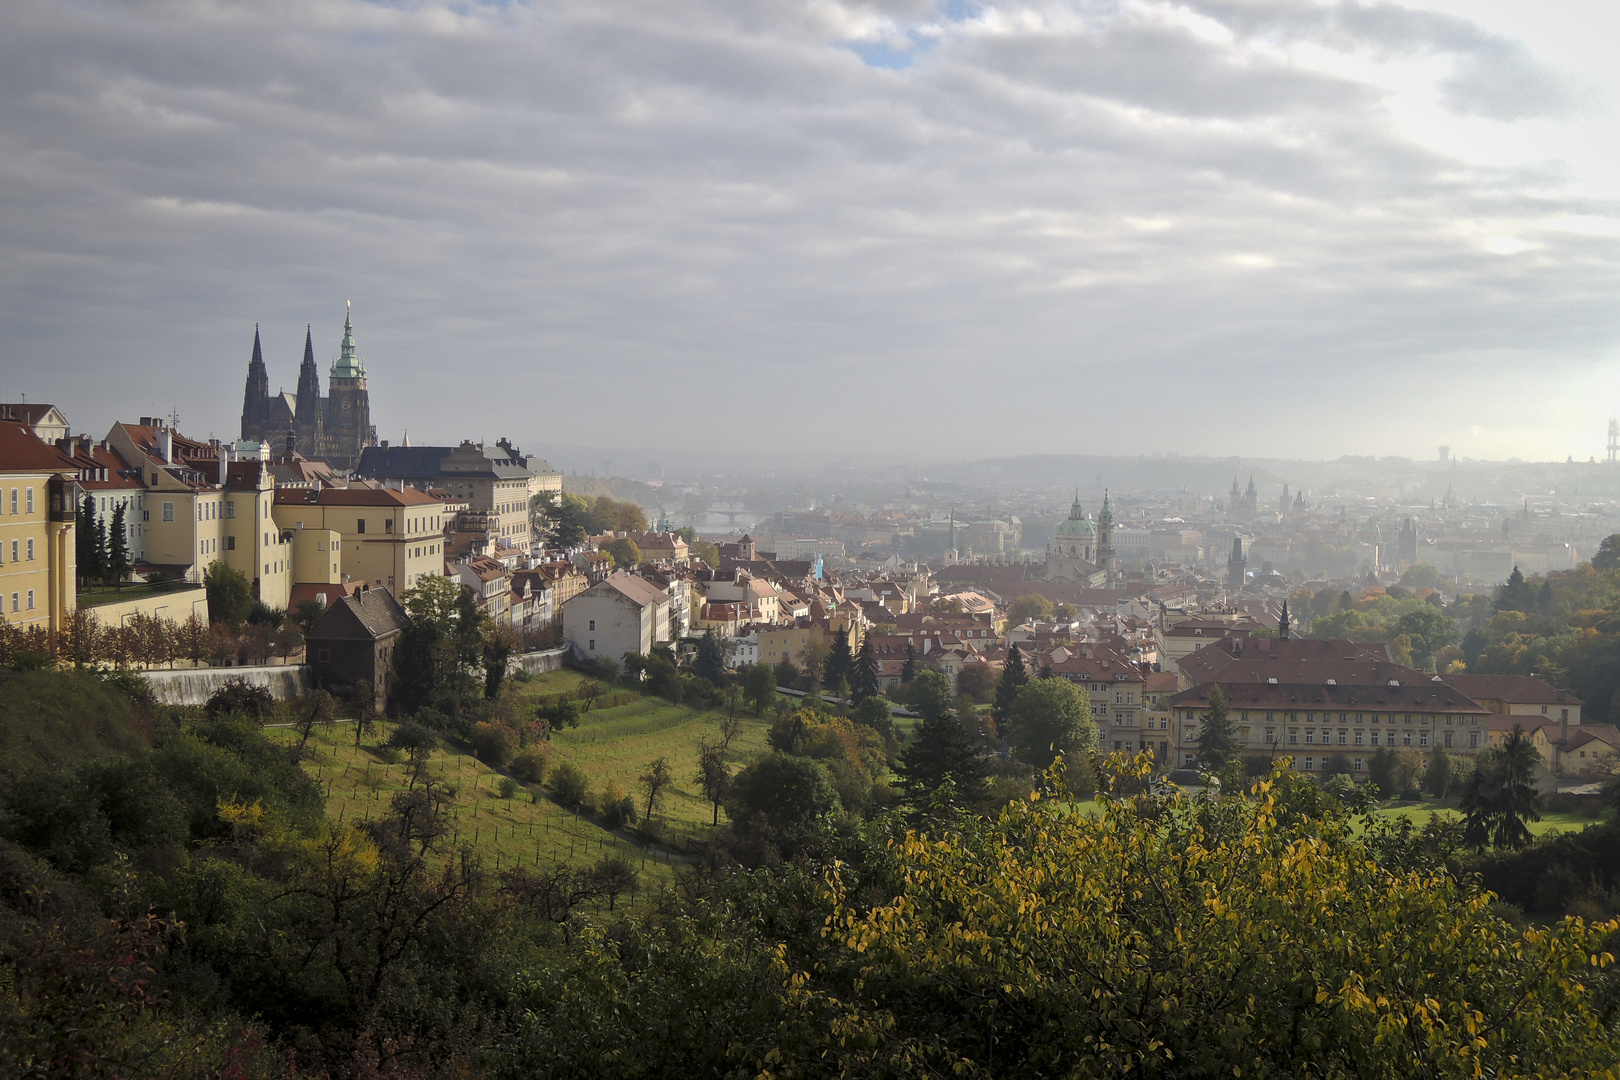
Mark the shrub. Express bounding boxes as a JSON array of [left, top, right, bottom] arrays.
[[498, 776, 519, 800], [549, 761, 592, 811], [599, 780, 638, 830], [511, 747, 549, 785], [205, 679, 274, 723], [472, 721, 515, 767]]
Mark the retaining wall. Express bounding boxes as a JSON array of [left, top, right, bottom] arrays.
[[141, 664, 312, 706]]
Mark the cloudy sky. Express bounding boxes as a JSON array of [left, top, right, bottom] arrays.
[[2, 0, 1616, 464]]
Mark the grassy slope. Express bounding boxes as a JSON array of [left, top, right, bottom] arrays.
[[1372, 801, 1599, 837], [264, 670, 775, 884]]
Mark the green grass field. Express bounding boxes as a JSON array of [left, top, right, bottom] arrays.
[[1371, 801, 1600, 837], [263, 669, 777, 889]]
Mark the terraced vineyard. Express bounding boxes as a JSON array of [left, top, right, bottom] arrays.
[[263, 669, 777, 888]]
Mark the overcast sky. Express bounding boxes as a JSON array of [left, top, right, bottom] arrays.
[[2, 0, 1616, 464]]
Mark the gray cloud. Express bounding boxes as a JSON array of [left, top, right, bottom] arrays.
[[0, 0, 1614, 463]]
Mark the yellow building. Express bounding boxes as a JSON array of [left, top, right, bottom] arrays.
[[273, 485, 447, 595], [107, 421, 292, 609], [0, 422, 79, 630]]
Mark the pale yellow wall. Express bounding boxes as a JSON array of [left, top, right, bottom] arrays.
[[86, 586, 209, 626], [0, 472, 75, 628], [273, 500, 446, 594], [289, 529, 343, 584]]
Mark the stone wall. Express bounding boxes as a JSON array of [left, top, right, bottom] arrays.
[[142, 664, 311, 706]]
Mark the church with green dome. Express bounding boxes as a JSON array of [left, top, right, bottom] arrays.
[[1046, 491, 1116, 585]]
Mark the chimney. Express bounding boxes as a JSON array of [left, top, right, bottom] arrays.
[[156, 428, 173, 464], [219, 447, 228, 486]]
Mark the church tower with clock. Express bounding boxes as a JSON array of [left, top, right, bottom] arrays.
[[239, 303, 377, 470]]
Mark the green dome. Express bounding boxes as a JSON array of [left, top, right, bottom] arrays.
[[1056, 496, 1097, 538]]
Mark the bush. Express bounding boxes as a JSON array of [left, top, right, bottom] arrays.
[[511, 747, 549, 785], [599, 781, 638, 830], [205, 679, 274, 723], [472, 721, 515, 767], [498, 776, 519, 800], [549, 761, 592, 811]]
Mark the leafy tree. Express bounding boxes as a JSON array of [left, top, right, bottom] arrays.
[[639, 756, 674, 821], [904, 670, 953, 722], [1366, 747, 1420, 799], [898, 710, 988, 808], [1322, 752, 1353, 776], [851, 695, 897, 742], [797, 636, 828, 689], [205, 679, 274, 723], [1423, 746, 1453, 798], [723, 752, 840, 839], [743, 661, 777, 716], [291, 598, 326, 636], [954, 662, 995, 704], [1006, 593, 1055, 626], [1193, 685, 1240, 773], [694, 628, 727, 684], [106, 504, 130, 585], [603, 538, 641, 569], [549, 760, 592, 810], [694, 741, 731, 825], [823, 632, 852, 692], [1390, 607, 1460, 669], [482, 622, 518, 698], [994, 642, 1028, 719], [1005, 677, 1095, 770], [850, 635, 879, 703], [1460, 726, 1542, 850], [203, 561, 254, 629], [690, 540, 721, 568]]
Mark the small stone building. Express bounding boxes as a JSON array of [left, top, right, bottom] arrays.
[[305, 587, 411, 710]]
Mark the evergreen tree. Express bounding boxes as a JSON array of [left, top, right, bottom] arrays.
[[694, 628, 727, 684], [1194, 686, 1240, 773], [106, 504, 130, 586], [75, 494, 95, 583], [824, 631, 853, 691], [1459, 726, 1542, 850], [901, 641, 917, 683], [92, 514, 109, 585], [1423, 747, 1452, 798], [1494, 566, 1534, 613], [850, 635, 879, 703], [899, 710, 990, 807], [1537, 579, 1553, 613], [994, 642, 1027, 719]]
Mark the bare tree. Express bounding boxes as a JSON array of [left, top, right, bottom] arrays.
[[639, 756, 674, 822], [694, 741, 732, 826]]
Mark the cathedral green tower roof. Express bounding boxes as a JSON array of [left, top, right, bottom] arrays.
[[330, 302, 366, 379]]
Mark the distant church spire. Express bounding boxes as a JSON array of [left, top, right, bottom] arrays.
[[295, 324, 322, 452], [240, 324, 270, 441], [331, 302, 365, 379]]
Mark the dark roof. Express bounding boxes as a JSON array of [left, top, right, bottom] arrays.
[[355, 443, 552, 483], [1443, 674, 1582, 707], [308, 587, 411, 642], [1177, 636, 1391, 683], [1170, 665, 1488, 715]]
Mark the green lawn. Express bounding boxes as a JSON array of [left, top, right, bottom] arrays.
[[1372, 801, 1600, 837], [264, 670, 777, 893]]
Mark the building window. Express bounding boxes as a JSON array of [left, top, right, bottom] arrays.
[[226, 536, 235, 550], [588, 639, 596, 651], [26, 539, 34, 561], [162, 502, 174, 522], [1354, 758, 1363, 771], [8, 541, 15, 562], [25, 488, 33, 514], [1338, 731, 1346, 744], [1403, 732, 1411, 746], [7, 488, 15, 514], [1289, 731, 1297, 744], [1305, 731, 1314, 744], [317, 649, 332, 662], [1304, 758, 1313, 771], [1419, 732, 1429, 747], [26, 590, 34, 610], [1470, 733, 1479, 748], [1444, 732, 1453, 748], [9, 593, 16, 612], [385, 519, 394, 534], [589, 619, 596, 631], [1354, 731, 1363, 745], [357, 519, 366, 534], [225, 502, 235, 519]]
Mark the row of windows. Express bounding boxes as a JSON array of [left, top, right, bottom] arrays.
[[9, 590, 35, 612], [2, 539, 36, 563], [3, 488, 35, 516], [1184, 708, 1476, 727]]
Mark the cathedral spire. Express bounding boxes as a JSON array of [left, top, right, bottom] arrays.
[[331, 301, 366, 379], [241, 324, 270, 441]]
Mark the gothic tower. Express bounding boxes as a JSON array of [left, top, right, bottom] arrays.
[[294, 324, 323, 456], [322, 303, 375, 470], [240, 325, 270, 441], [1227, 537, 1246, 591]]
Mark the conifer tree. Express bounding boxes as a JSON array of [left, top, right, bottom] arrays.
[[994, 641, 1027, 718], [694, 628, 727, 684], [1195, 686, 1240, 773], [851, 635, 879, 703], [899, 710, 989, 807], [824, 631, 853, 691], [901, 641, 917, 683], [107, 504, 130, 586]]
